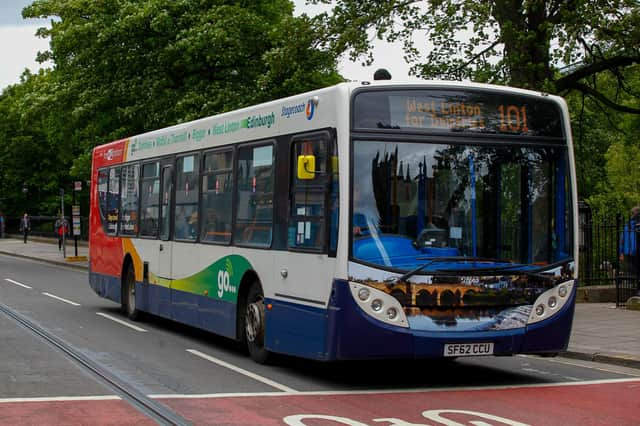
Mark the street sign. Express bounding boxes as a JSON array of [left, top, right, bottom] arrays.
[[74, 181, 82, 191], [72, 217, 81, 236]]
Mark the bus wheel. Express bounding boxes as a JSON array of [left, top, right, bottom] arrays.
[[123, 264, 140, 321], [244, 283, 270, 364]]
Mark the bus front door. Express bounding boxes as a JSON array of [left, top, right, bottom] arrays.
[[156, 163, 173, 315]]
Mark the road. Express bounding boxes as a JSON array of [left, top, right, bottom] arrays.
[[1, 253, 639, 425]]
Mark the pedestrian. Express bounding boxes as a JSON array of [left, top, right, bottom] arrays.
[[0, 211, 5, 238], [619, 206, 640, 279], [19, 213, 31, 244], [55, 215, 68, 251]]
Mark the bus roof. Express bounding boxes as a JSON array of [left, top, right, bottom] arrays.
[[93, 80, 566, 163]]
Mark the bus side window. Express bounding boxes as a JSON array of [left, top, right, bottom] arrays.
[[97, 168, 109, 233], [140, 162, 160, 238], [175, 154, 199, 241], [288, 133, 330, 252], [106, 167, 121, 235], [201, 149, 233, 244], [119, 163, 139, 236], [234, 143, 274, 247]]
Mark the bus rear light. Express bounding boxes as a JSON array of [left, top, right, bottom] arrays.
[[349, 282, 409, 328], [527, 280, 574, 325]]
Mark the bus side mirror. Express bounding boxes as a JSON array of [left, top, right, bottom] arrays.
[[297, 155, 316, 180]]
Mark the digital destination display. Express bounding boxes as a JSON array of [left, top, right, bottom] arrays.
[[353, 89, 564, 138]]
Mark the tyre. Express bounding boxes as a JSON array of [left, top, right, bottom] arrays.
[[123, 264, 141, 321], [243, 283, 271, 364]]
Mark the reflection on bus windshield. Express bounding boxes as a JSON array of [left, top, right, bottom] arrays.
[[352, 141, 573, 270]]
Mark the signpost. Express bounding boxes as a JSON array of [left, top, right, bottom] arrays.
[[72, 181, 81, 257]]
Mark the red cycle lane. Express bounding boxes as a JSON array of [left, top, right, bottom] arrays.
[[160, 379, 640, 426], [1, 379, 638, 425]]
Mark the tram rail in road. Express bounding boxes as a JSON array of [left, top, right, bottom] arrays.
[[0, 301, 191, 426]]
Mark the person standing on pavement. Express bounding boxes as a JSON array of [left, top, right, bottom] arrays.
[[55, 215, 69, 251], [619, 206, 640, 281], [19, 213, 31, 244]]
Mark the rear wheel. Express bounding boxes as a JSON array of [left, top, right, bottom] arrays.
[[243, 283, 270, 364], [122, 264, 141, 321]]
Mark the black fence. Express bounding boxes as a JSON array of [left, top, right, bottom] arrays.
[[2, 215, 89, 240], [1, 206, 638, 304], [579, 203, 639, 306]]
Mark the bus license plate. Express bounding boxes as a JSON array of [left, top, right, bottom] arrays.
[[444, 342, 494, 357]]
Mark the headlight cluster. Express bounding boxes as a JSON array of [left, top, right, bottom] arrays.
[[350, 282, 409, 328], [527, 280, 574, 325]]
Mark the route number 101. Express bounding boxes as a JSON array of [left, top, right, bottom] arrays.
[[498, 105, 529, 133]]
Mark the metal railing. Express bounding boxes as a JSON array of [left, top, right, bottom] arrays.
[[579, 203, 639, 306]]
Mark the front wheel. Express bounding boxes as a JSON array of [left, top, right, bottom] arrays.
[[243, 283, 271, 364], [122, 264, 141, 321]]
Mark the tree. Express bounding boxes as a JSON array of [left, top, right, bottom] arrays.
[[1, 0, 341, 216], [310, 0, 640, 113]]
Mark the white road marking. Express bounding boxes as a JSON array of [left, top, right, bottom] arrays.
[[153, 377, 640, 400], [186, 349, 299, 393], [96, 312, 148, 332], [0, 395, 120, 403], [520, 354, 640, 377], [42, 292, 81, 306], [0, 378, 635, 403], [4, 278, 32, 289]]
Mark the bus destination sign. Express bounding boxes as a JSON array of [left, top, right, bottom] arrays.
[[353, 89, 564, 138]]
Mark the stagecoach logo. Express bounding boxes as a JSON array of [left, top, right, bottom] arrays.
[[305, 97, 317, 120], [104, 147, 123, 161], [281, 97, 318, 121]]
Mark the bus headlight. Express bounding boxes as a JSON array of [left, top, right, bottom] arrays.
[[349, 282, 409, 328], [358, 288, 370, 301], [527, 280, 574, 325], [386, 307, 398, 320], [558, 285, 568, 298], [371, 299, 383, 312]]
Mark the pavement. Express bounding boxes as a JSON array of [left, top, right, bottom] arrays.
[[0, 236, 638, 370]]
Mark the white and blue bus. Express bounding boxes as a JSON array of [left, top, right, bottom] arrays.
[[90, 80, 578, 363]]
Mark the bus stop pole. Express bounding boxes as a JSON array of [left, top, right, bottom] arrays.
[[73, 185, 78, 257], [60, 188, 66, 258]]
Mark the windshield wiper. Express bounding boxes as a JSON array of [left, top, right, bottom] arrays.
[[437, 258, 575, 281], [390, 256, 514, 284]]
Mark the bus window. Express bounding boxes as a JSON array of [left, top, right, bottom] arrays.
[[175, 154, 199, 241], [201, 149, 233, 244], [160, 165, 174, 241], [234, 143, 274, 247], [288, 133, 329, 251], [107, 167, 121, 235], [119, 164, 139, 236], [97, 168, 109, 232], [140, 162, 160, 237]]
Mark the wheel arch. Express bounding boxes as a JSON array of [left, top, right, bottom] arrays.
[[235, 269, 262, 341], [120, 253, 135, 304]]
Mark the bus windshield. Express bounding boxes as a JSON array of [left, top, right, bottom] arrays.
[[351, 140, 573, 273]]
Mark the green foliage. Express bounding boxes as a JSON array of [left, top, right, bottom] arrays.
[[310, 0, 640, 92], [0, 0, 341, 217]]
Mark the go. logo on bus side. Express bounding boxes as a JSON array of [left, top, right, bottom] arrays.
[[217, 270, 236, 298]]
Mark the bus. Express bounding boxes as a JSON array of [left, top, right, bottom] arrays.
[[89, 80, 578, 363]]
